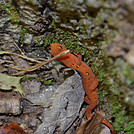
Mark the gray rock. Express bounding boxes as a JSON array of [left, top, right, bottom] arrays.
[[26, 71, 84, 134]]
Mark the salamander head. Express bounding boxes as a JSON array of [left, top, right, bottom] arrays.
[[51, 43, 67, 56], [51, 43, 70, 61]]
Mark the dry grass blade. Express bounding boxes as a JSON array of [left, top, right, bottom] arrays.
[[0, 51, 41, 63], [8, 50, 70, 72]]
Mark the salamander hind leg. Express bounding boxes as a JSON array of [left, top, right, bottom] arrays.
[[84, 89, 98, 120]]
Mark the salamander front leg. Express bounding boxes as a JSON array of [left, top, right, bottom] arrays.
[[73, 53, 82, 66], [84, 89, 98, 120]]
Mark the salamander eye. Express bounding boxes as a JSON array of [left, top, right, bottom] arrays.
[[59, 45, 63, 50]]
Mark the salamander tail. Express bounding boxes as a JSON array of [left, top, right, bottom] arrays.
[[102, 119, 114, 134]]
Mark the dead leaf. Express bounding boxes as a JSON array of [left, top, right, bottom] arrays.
[[0, 122, 26, 134], [76, 110, 105, 134], [0, 73, 24, 95]]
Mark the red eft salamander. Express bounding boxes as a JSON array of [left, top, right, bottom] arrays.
[[51, 43, 114, 134]]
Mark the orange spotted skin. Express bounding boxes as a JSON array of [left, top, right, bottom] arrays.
[[51, 43, 114, 134]]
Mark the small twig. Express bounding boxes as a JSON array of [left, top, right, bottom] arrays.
[[13, 41, 25, 56], [11, 35, 25, 56]]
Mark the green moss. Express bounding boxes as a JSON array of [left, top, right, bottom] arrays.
[[44, 34, 55, 45], [21, 76, 42, 82], [112, 99, 134, 133], [112, 100, 126, 131], [125, 120, 134, 134], [19, 27, 28, 45], [0, 1, 20, 23], [121, 64, 134, 86], [43, 80, 53, 85], [50, 20, 56, 29], [35, 37, 42, 47], [22, 76, 53, 85], [98, 90, 104, 105], [44, 22, 81, 51]]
